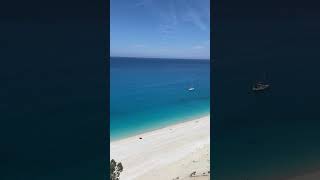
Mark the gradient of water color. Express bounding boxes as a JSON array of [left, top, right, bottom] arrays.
[[110, 57, 210, 140]]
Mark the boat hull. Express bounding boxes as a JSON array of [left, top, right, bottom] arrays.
[[252, 85, 270, 92]]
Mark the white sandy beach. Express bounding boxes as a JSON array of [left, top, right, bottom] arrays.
[[110, 115, 210, 180]]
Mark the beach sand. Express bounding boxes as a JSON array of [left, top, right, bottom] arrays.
[[110, 115, 210, 180]]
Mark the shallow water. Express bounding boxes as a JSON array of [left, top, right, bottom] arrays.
[[110, 57, 210, 140]]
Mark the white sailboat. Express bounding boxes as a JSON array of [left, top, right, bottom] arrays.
[[187, 79, 196, 91]]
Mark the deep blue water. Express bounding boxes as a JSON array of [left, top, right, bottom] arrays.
[[213, 20, 320, 179], [110, 57, 210, 140]]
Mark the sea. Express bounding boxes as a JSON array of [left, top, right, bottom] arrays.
[[212, 19, 320, 180], [110, 57, 210, 140]]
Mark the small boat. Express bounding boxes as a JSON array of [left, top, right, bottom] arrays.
[[188, 87, 195, 91], [252, 82, 270, 91], [252, 72, 270, 92]]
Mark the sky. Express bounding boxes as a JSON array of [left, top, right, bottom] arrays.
[[110, 0, 210, 59]]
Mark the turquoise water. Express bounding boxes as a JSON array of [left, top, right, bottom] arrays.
[[110, 57, 210, 140]]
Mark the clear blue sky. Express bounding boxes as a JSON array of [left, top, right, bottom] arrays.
[[111, 0, 210, 59]]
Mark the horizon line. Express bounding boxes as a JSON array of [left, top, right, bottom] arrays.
[[110, 56, 210, 61]]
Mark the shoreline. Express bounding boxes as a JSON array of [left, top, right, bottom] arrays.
[[110, 111, 209, 142], [110, 115, 210, 180]]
